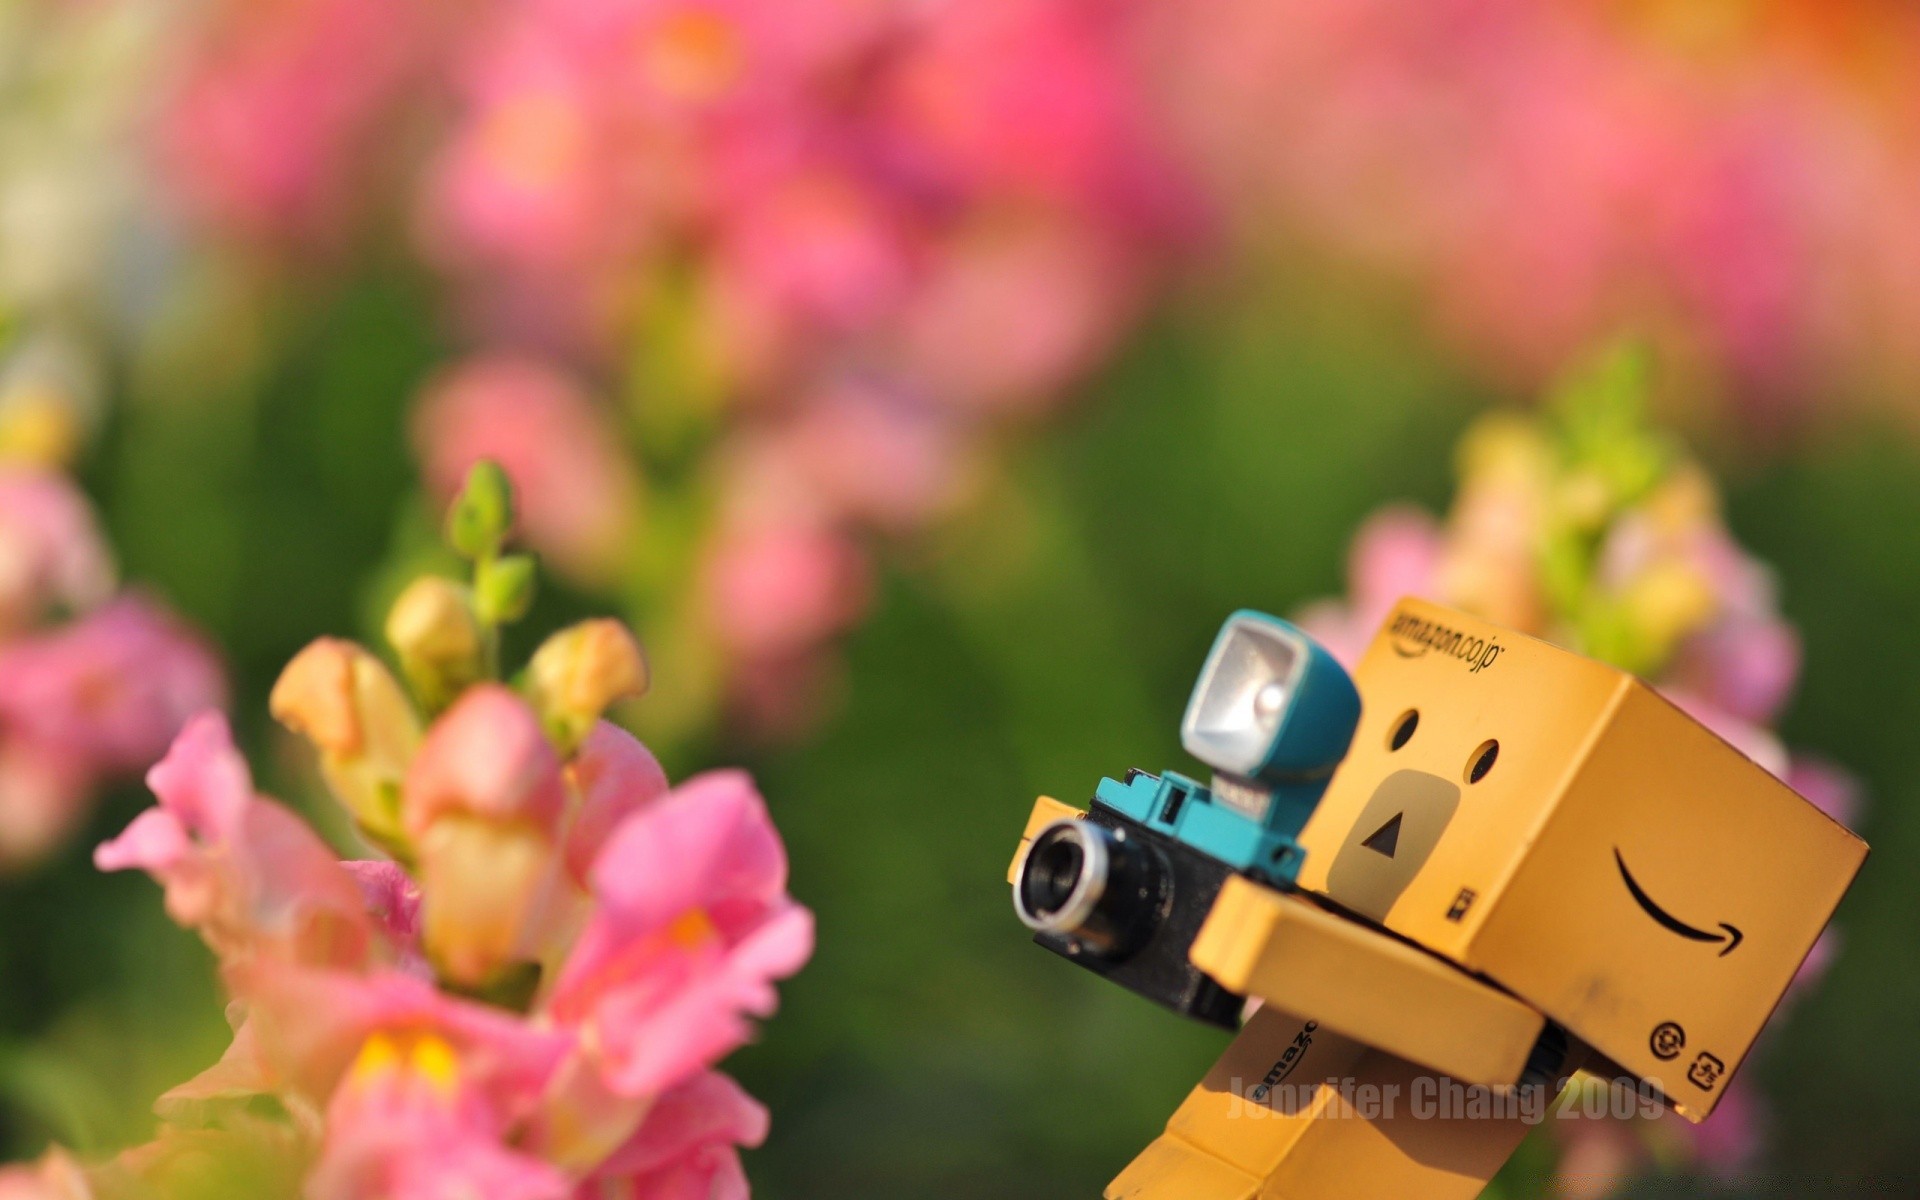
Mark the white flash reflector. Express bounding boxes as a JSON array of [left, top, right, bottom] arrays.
[[1180, 615, 1305, 776]]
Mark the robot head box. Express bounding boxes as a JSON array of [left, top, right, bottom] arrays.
[[1013, 598, 1866, 1120]]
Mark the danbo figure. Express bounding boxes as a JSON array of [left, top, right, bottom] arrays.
[[1009, 598, 1866, 1199]]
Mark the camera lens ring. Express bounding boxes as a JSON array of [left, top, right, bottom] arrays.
[[1014, 820, 1110, 935], [1013, 817, 1169, 959]]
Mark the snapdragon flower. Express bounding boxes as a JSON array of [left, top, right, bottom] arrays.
[[0, 462, 224, 867], [61, 462, 811, 1199]]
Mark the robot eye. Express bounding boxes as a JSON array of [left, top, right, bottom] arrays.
[[1387, 709, 1419, 751], [1466, 739, 1499, 783]]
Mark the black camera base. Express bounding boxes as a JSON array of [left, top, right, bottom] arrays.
[[1029, 801, 1246, 1029]]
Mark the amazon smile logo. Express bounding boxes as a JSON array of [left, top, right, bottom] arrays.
[[1387, 611, 1504, 674], [1613, 848, 1743, 956]]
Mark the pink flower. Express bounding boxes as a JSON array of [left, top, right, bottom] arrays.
[[1785, 756, 1862, 829], [1295, 507, 1444, 667], [1670, 614, 1801, 726], [159, 0, 452, 246], [0, 467, 113, 635], [562, 722, 670, 887], [1148, 0, 1920, 405], [702, 520, 871, 661], [343, 860, 428, 973], [519, 0, 870, 128], [416, 0, 1195, 387], [309, 1026, 569, 1200], [878, 0, 1179, 215], [1347, 507, 1447, 615], [0, 596, 226, 779], [422, 41, 615, 280], [707, 161, 918, 351], [1679, 1071, 1766, 1177], [412, 357, 641, 586], [249, 964, 570, 1105], [891, 217, 1144, 413], [0, 744, 91, 870], [404, 685, 569, 986], [726, 381, 977, 534], [95, 712, 372, 970], [420, 0, 888, 346], [0, 473, 223, 866], [578, 1071, 767, 1200], [548, 769, 813, 1098], [153, 1013, 276, 1126], [393, 0, 1203, 737]]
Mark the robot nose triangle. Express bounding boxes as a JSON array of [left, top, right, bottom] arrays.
[[1324, 769, 1461, 921], [1360, 812, 1403, 857]]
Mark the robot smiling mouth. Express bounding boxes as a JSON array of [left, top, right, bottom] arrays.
[[1613, 848, 1744, 956]]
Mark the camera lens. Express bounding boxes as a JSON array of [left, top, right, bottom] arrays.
[[1014, 820, 1164, 958], [1025, 835, 1084, 915]]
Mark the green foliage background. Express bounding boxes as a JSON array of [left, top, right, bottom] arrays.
[[3, 268, 1917, 1196]]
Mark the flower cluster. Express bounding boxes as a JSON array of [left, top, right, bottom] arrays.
[[150, 0, 1198, 737], [71, 0, 1920, 746], [0, 415, 223, 871], [14, 464, 811, 1198], [1147, 0, 1920, 410], [1297, 347, 1860, 1190], [28, 0, 1920, 740]]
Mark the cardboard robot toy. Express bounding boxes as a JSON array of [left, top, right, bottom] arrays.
[[1009, 598, 1867, 1199]]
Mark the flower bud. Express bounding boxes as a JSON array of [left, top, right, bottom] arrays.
[[404, 686, 566, 987], [0, 468, 116, 629], [270, 639, 421, 849], [414, 817, 557, 990], [474, 554, 537, 627], [405, 685, 565, 834], [1, 330, 98, 470], [447, 459, 515, 560], [0, 388, 82, 468], [385, 577, 485, 713], [524, 619, 649, 753]]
